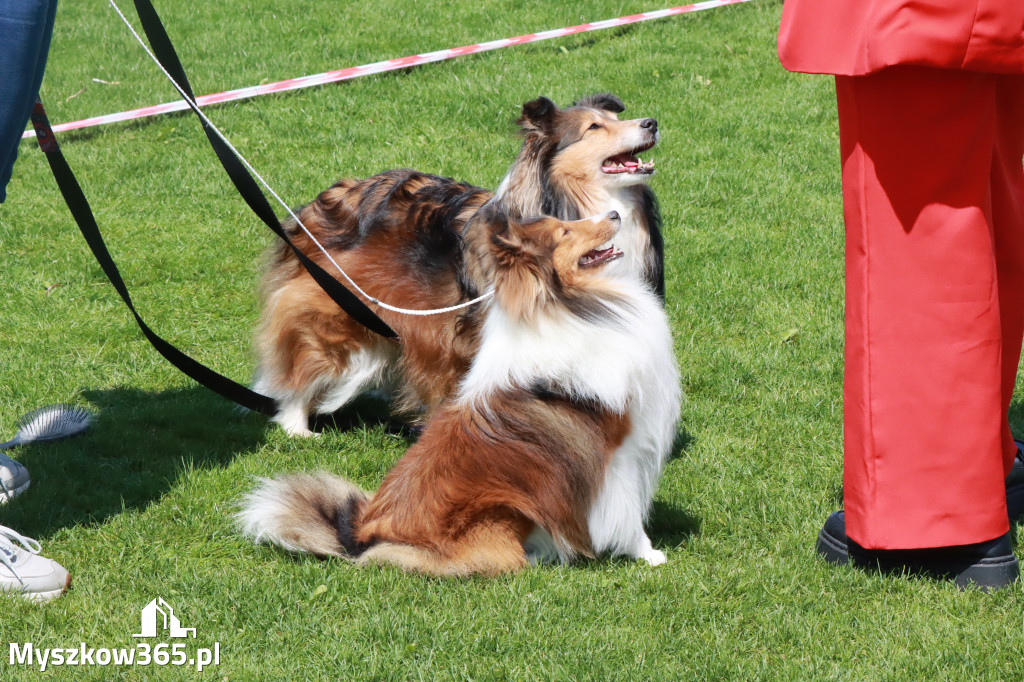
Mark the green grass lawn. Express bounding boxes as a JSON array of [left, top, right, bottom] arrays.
[[1, 0, 1022, 679]]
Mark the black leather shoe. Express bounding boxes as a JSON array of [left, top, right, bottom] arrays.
[[816, 511, 1019, 591], [1007, 440, 1024, 522]]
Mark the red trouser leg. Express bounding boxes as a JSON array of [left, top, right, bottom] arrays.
[[836, 67, 1024, 549], [993, 75, 1024, 469]]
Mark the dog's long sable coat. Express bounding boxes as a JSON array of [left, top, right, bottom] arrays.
[[253, 94, 664, 435], [239, 209, 681, 575]]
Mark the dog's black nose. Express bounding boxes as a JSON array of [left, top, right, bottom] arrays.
[[608, 210, 620, 222], [640, 118, 658, 133]]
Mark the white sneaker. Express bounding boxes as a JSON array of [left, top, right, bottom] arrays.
[[0, 453, 31, 503], [0, 526, 70, 602]]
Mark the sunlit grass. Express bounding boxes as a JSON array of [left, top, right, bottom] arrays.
[[0, 1, 1021, 679]]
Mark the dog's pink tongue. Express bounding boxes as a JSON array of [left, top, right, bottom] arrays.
[[582, 246, 614, 265], [602, 153, 640, 173]]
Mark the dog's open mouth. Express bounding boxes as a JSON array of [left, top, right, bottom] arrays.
[[601, 141, 656, 175], [579, 244, 624, 269]]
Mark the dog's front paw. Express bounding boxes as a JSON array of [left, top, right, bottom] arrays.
[[281, 424, 318, 438], [273, 404, 316, 438], [640, 548, 667, 566]]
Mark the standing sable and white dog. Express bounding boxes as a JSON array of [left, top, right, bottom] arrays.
[[239, 206, 680, 575], [253, 94, 664, 436]]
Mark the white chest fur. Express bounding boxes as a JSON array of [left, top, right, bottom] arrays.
[[460, 278, 681, 564], [603, 188, 653, 286]]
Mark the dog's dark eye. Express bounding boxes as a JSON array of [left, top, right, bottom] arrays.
[[588, 123, 602, 131]]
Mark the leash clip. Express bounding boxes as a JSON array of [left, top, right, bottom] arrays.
[[30, 100, 59, 154]]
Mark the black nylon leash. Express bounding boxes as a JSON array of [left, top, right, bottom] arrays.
[[130, 0, 398, 342], [29, 0, 403, 415], [30, 101, 278, 415]]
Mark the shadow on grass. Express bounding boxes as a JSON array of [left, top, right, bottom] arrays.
[[669, 427, 694, 462], [311, 395, 416, 438], [648, 500, 701, 548], [650, 426, 702, 546], [0, 386, 399, 538], [1, 384, 697, 549]]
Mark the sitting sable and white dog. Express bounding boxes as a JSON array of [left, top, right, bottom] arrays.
[[239, 207, 680, 575]]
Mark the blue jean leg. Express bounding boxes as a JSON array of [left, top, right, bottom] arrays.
[[0, 0, 58, 203]]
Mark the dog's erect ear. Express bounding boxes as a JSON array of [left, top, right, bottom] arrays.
[[478, 202, 511, 237], [517, 97, 558, 134], [489, 220, 524, 262], [480, 205, 520, 258], [573, 93, 626, 114], [488, 217, 549, 321]]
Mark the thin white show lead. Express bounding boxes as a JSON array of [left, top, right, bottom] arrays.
[[106, 0, 493, 317]]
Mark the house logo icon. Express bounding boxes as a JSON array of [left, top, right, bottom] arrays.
[[133, 597, 196, 638]]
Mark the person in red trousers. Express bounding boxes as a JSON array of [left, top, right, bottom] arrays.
[[778, 1, 1024, 590]]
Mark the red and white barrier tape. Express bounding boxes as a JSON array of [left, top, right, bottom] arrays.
[[23, 0, 752, 139]]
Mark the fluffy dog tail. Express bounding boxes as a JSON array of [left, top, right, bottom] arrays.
[[237, 472, 371, 558]]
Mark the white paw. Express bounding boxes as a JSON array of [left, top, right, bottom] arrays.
[[276, 420, 317, 438], [273, 406, 316, 437], [640, 549, 667, 566]]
